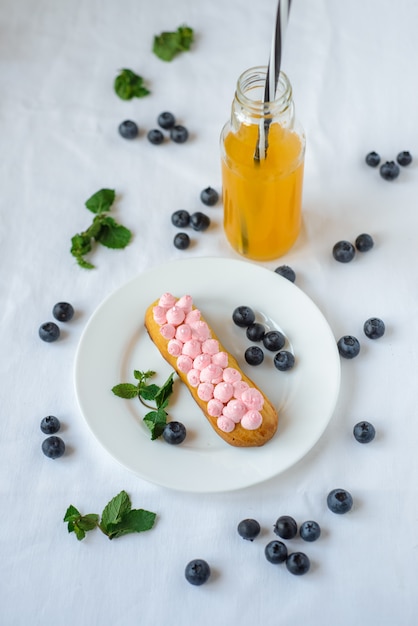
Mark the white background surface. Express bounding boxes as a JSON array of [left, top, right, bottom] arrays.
[[1, 0, 418, 624]]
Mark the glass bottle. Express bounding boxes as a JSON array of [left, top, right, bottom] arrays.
[[220, 66, 305, 261]]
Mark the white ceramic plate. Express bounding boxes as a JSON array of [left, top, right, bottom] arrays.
[[74, 257, 340, 493]]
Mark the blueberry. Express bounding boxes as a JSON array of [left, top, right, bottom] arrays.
[[118, 120, 138, 139], [42, 436, 65, 459], [200, 187, 219, 206], [147, 129, 164, 145], [286, 552, 310, 576], [39, 322, 60, 342], [185, 559, 211, 586], [190, 212, 210, 231], [355, 233, 374, 252], [299, 520, 321, 542], [237, 518, 261, 541], [40, 415, 61, 435], [327, 488, 353, 514], [332, 240, 355, 263], [380, 161, 400, 181], [246, 323, 265, 342], [170, 125, 189, 143], [363, 317, 385, 339], [157, 111, 176, 130], [244, 346, 264, 366], [162, 421, 187, 444], [52, 302, 74, 322], [265, 540, 288, 564], [337, 335, 360, 359], [232, 306, 255, 327], [365, 151, 380, 167], [173, 233, 190, 250], [263, 331, 285, 352], [273, 350, 295, 371], [273, 515, 298, 540], [274, 265, 296, 282], [171, 210, 190, 228], [396, 151, 412, 166], [353, 421, 376, 444]]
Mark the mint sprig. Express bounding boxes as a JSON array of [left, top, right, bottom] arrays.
[[64, 491, 156, 541], [114, 69, 150, 100], [153, 25, 194, 62], [70, 188, 132, 269], [112, 370, 175, 440]]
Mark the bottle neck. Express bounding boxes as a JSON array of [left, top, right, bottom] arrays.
[[232, 66, 294, 127]]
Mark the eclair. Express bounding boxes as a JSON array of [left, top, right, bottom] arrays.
[[144, 293, 278, 447]]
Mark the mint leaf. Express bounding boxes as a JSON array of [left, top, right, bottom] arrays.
[[133, 369, 155, 382], [154, 372, 175, 409], [64, 505, 81, 527], [96, 216, 132, 249], [114, 69, 150, 100], [113, 369, 175, 440], [105, 509, 157, 540], [153, 25, 194, 61], [71, 189, 132, 269], [100, 491, 132, 534], [177, 25, 194, 51], [112, 383, 139, 399], [70, 233, 95, 269], [64, 506, 99, 541], [143, 409, 168, 440], [85, 188, 115, 214], [139, 383, 160, 401]]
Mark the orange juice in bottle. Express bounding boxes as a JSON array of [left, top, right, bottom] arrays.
[[221, 67, 305, 261]]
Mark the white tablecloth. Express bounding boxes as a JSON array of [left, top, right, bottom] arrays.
[[2, 0, 418, 624]]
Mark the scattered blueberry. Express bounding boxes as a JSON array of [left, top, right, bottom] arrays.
[[265, 540, 288, 564], [332, 240, 355, 263], [170, 125, 189, 143], [173, 233, 190, 250], [200, 187, 219, 206], [273, 515, 298, 540], [353, 421, 376, 444], [273, 350, 295, 371], [244, 346, 264, 366], [263, 331, 285, 352], [40, 415, 61, 435], [237, 518, 261, 541], [190, 212, 210, 231], [286, 552, 310, 576], [42, 436, 65, 459], [52, 302, 74, 322], [327, 488, 353, 514], [39, 322, 60, 343], [365, 151, 381, 167], [162, 421, 187, 444], [396, 151, 412, 166], [118, 120, 138, 139], [246, 322, 265, 342], [355, 233, 374, 252], [299, 520, 321, 542], [337, 335, 360, 359], [147, 129, 164, 145], [363, 317, 385, 339], [380, 161, 400, 181], [185, 559, 211, 586], [171, 210, 190, 228], [274, 265, 296, 282], [157, 111, 176, 130], [232, 306, 255, 328]]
